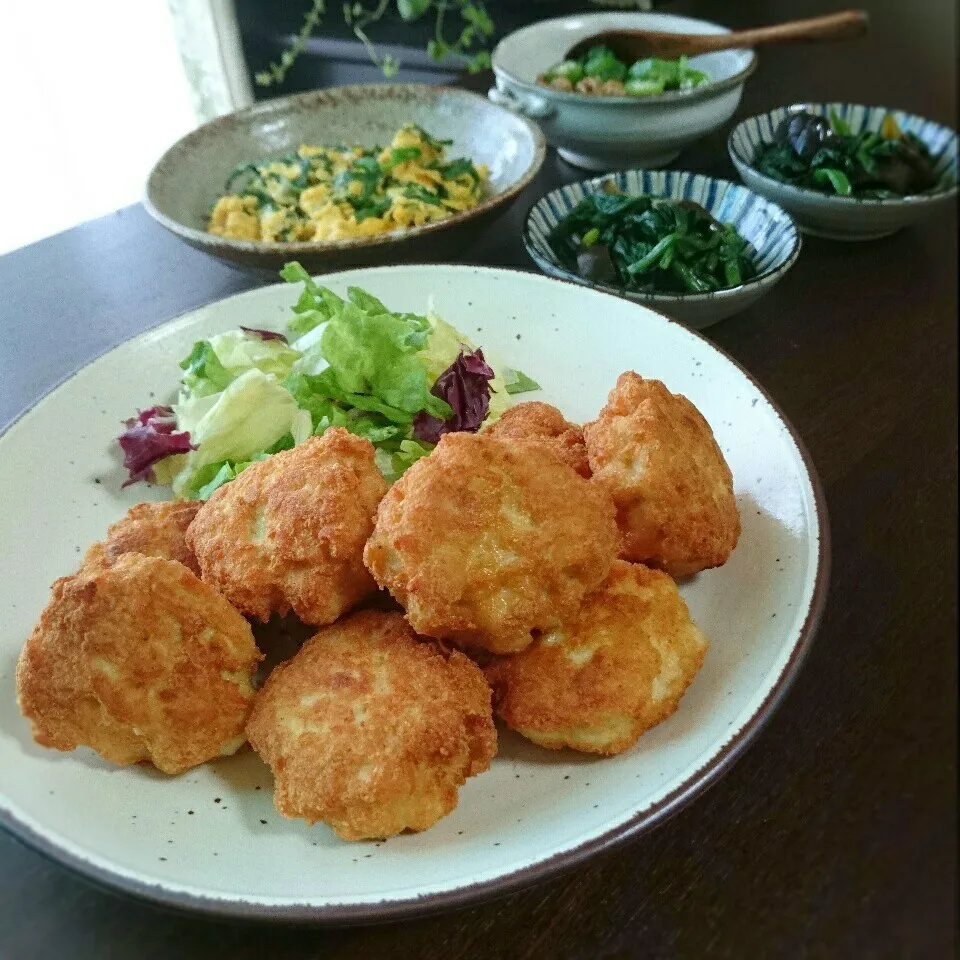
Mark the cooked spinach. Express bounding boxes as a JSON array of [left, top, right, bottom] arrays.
[[548, 186, 756, 295], [439, 158, 480, 181], [753, 109, 943, 198], [381, 146, 423, 169]]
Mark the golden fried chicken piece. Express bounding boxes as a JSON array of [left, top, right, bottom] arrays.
[[16, 554, 261, 774], [84, 500, 201, 574], [246, 610, 496, 840], [186, 429, 387, 625], [485, 561, 708, 755], [364, 432, 619, 655], [486, 401, 591, 477], [583, 372, 740, 577]]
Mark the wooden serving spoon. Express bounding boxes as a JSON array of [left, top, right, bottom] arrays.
[[565, 10, 869, 62]]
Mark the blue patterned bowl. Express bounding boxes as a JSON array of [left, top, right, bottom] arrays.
[[523, 170, 801, 329], [728, 103, 958, 241]]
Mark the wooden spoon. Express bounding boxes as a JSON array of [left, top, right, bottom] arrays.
[[565, 10, 869, 62]]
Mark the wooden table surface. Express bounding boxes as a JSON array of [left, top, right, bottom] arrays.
[[0, 1, 955, 956]]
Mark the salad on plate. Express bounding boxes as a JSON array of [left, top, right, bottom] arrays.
[[118, 263, 539, 498]]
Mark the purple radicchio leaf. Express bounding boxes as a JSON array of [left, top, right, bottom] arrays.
[[240, 326, 288, 342], [118, 405, 194, 487], [413, 348, 495, 444]]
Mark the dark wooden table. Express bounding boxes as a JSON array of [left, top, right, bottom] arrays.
[[0, 1, 955, 956]]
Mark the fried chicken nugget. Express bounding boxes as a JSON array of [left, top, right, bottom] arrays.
[[16, 554, 262, 774], [364, 432, 620, 655], [246, 610, 496, 840], [486, 401, 591, 477], [84, 500, 201, 573], [583, 372, 740, 577], [485, 561, 708, 755], [186, 429, 387, 625]]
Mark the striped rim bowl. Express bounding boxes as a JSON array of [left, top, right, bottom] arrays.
[[522, 169, 801, 329], [728, 103, 958, 207]]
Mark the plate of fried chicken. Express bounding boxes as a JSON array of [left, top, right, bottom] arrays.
[[0, 265, 828, 921]]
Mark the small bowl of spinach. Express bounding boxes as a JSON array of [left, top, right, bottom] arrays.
[[729, 103, 958, 241], [523, 169, 801, 329]]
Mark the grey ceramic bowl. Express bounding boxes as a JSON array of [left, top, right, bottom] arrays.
[[490, 12, 756, 171], [729, 102, 959, 240], [145, 84, 546, 274]]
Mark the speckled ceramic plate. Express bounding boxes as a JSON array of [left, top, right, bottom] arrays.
[[145, 85, 546, 273], [0, 266, 828, 922]]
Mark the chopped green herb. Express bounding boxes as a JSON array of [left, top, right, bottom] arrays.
[[381, 146, 422, 169], [402, 184, 444, 206]]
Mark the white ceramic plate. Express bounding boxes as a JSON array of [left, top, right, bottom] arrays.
[[0, 266, 828, 922]]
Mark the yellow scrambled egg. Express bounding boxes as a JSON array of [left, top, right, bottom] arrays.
[[207, 124, 489, 243]]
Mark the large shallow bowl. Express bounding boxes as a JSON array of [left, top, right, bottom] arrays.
[[145, 85, 546, 273], [524, 169, 801, 329], [729, 102, 959, 241], [0, 265, 828, 922], [490, 12, 756, 171]]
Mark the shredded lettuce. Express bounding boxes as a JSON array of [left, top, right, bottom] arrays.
[[207, 330, 300, 381], [296, 303, 447, 419], [374, 438, 434, 484], [504, 368, 541, 395], [171, 369, 309, 498], [178, 331, 300, 402], [125, 262, 538, 497]]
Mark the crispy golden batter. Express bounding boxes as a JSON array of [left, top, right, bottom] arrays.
[[486, 401, 591, 477], [485, 561, 708, 755], [364, 432, 619, 655], [16, 554, 261, 774], [186, 429, 387, 625], [84, 500, 201, 574], [15, 568, 148, 766], [583, 372, 740, 577], [246, 610, 496, 840]]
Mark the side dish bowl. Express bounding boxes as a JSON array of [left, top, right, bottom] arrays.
[[728, 103, 959, 240], [145, 84, 546, 273], [523, 170, 801, 329], [490, 12, 756, 171]]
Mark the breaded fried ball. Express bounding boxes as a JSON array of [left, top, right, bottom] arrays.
[[364, 432, 619, 655], [16, 554, 262, 774], [583, 372, 740, 577], [486, 401, 591, 477], [84, 500, 201, 573], [246, 610, 496, 840], [187, 429, 387, 625], [485, 561, 708, 755]]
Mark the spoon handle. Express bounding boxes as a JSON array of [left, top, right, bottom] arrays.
[[706, 10, 870, 51]]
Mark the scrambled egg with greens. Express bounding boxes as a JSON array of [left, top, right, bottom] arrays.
[[207, 124, 488, 243]]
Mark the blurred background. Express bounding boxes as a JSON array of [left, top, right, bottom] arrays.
[[0, 0, 954, 255]]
